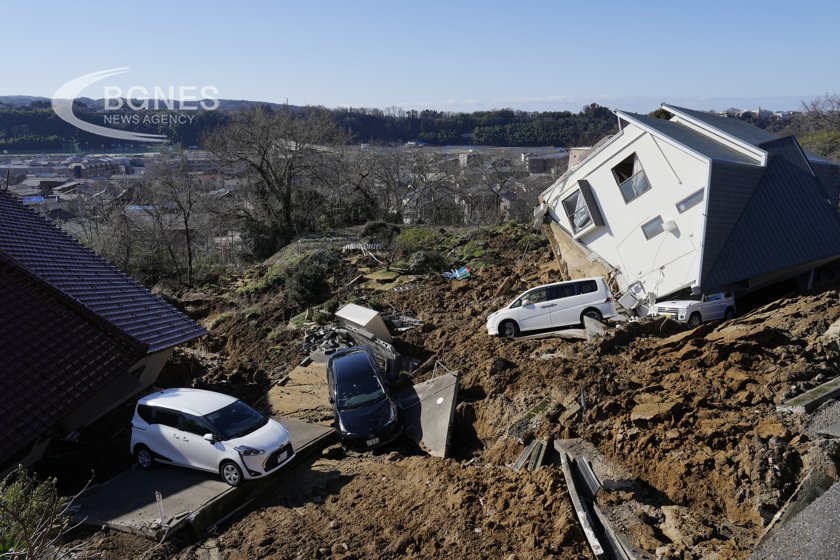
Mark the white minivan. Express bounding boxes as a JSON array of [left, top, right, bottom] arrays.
[[130, 388, 295, 486], [486, 277, 617, 337]]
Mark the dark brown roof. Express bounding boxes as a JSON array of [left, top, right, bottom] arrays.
[[0, 190, 206, 464], [0, 263, 143, 462], [0, 191, 206, 352]]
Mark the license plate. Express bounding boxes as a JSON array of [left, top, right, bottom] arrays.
[[366, 437, 380, 446], [275, 451, 288, 462], [662, 313, 673, 319]]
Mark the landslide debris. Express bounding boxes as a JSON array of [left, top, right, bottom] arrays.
[[72, 223, 840, 559]]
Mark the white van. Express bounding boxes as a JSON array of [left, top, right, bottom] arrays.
[[486, 277, 617, 337]]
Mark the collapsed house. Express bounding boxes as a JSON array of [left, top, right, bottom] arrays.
[[0, 191, 206, 474], [537, 103, 840, 305]]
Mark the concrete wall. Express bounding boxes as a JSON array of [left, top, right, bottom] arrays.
[[543, 122, 713, 297]]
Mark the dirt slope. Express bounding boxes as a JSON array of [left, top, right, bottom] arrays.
[[75, 225, 840, 559]]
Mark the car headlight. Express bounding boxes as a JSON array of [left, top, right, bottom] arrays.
[[234, 445, 265, 456], [385, 405, 397, 425]]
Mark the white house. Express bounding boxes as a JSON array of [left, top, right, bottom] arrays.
[[537, 103, 840, 301]]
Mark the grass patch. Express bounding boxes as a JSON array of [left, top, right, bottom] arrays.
[[209, 311, 234, 330], [242, 305, 262, 319]]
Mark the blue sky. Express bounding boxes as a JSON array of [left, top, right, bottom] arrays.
[[4, 0, 839, 113]]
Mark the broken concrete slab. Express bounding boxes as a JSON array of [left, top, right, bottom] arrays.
[[817, 420, 840, 438], [554, 439, 635, 491], [751, 479, 840, 560], [519, 328, 587, 341], [395, 370, 460, 458], [73, 416, 335, 541], [258, 362, 331, 423], [583, 316, 607, 340], [556, 446, 607, 559], [778, 376, 840, 414]]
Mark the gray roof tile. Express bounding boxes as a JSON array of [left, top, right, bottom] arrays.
[[619, 112, 759, 164]]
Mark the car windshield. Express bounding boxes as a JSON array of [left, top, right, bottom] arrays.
[[205, 401, 268, 440], [335, 364, 386, 411]]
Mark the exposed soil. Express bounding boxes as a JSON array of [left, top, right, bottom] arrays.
[[64, 225, 840, 559]]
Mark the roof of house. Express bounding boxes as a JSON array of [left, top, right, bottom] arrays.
[[0, 191, 206, 353], [702, 136, 840, 290], [618, 111, 760, 165], [0, 262, 143, 463], [662, 104, 779, 146], [0, 190, 206, 464]]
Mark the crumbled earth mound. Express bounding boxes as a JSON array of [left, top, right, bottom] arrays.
[[67, 225, 840, 559], [185, 453, 588, 560]]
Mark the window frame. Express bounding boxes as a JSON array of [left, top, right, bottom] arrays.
[[612, 153, 651, 204], [561, 190, 593, 234], [641, 216, 665, 240]]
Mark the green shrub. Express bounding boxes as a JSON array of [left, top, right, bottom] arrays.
[[362, 221, 401, 245], [408, 250, 447, 273], [313, 310, 332, 325], [324, 299, 340, 313], [394, 228, 439, 256], [1, 466, 71, 556]]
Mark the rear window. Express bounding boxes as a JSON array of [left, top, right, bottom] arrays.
[[136, 404, 153, 424]]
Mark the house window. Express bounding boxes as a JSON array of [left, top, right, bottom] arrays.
[[562, 190, 593, 234], [676, 189, 704, 213], [612, 154, 651, 203], [641, 216, 664, 240]]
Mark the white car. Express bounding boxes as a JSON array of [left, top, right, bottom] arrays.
[[487, 277, 617, 337], [130, 388, 295, 486], [651, 292, 735, 328]]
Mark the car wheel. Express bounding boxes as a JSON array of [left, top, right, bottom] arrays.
[[500, 320, 519, 338], [724, 307, 735, 321], [581, 308, 603, 324], [220, 460, 244, 487], [135, 445, 154, 470], [688, 312, 702, 328]]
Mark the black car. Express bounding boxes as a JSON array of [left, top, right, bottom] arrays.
[[326, 346, 402, 450]]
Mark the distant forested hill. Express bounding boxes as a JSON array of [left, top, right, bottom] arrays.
[[0, 97, 620, 151]]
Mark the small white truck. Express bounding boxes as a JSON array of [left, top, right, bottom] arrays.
[[651, 292, 736, 328]]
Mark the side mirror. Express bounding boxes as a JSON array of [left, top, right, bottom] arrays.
[[203, 433, 215, 443], [522, 299, 531, 306]]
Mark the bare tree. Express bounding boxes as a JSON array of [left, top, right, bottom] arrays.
[[204, 106, 343, 255], [145, 153, 201, 285], [801, 93, 840, 131]]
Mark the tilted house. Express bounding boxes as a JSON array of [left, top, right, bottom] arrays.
[[538, 103, 840, 301], [0, 191, 206, 473]]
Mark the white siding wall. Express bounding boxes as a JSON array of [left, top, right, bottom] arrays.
[[547, 123, 711, 297]]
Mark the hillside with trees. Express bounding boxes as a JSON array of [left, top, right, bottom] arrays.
[[0, 99, 618, 151]]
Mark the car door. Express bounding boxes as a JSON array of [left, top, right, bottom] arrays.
[[144, 407, 187, 466], [516, 287, 553, 331], [180, 414, 221, 472], [549, 281, 586, 326], [702, 293, 724, 320]]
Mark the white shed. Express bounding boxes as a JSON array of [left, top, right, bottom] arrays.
[[335, 303, 393, 342]]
